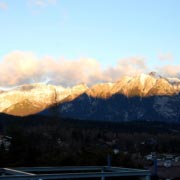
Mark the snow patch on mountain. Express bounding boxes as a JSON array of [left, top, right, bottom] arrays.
[[167, 77, 180, 84], [139, 73, 150, 86]]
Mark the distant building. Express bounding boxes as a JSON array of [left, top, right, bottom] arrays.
[[147, 153, 180, 180], [164, 160, 172, 168]]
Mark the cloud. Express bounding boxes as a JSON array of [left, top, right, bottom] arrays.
[[47, 0, 57, 5], [158, 52, 174, 61], [0, 51, 41, 86], [104, 57, 148, 81], [0, 51, 104, 87], [0, 52, 148, 87], [0, 1, 8, 10], [157, 65, 180, 78], [28, 0, 57, 7], [0, 51, 179, 87]]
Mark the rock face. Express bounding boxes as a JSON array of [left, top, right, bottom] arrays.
[[0, 83, 88, 116], [44, 73, 180, 122], [0, 72, 180, 121], [86, 83, 114, 99], [0, 84, 57, 116], [111, 73, 177, 97]]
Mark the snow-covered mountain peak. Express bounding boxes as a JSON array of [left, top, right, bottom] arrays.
[[148, 71, 162, 79], [138, 73, 152, 86], [72, 83, 88, 91], [1, 72, 180, 117]]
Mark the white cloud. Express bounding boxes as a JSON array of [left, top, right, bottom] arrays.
[[158, 65, 180, 78], [28, 0, 57, 7], [47, 0, 57, 5], [0, 1, 8, 10], [103, 57, 148, 81], [0, 51, 179, 87], [0, 51, 104, 86], [158, 52, 174, 61]]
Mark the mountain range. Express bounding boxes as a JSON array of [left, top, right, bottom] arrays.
[[1, 72, 180, 122]]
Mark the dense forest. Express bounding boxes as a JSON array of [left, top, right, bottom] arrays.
[[1, 115, 180, 168]]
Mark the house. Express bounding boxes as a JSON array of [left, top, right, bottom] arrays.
[[148, 156, 180, 180]]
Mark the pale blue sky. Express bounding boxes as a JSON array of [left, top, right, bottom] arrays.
[[0, 0, 180, 70]]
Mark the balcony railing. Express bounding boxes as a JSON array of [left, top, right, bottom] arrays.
[[0, 166, 151, 180]]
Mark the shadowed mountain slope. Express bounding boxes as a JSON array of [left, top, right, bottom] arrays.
[[0, 72, 180, 121]]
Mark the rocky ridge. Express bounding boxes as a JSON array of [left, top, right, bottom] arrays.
[[0, 72, 180, 117]]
